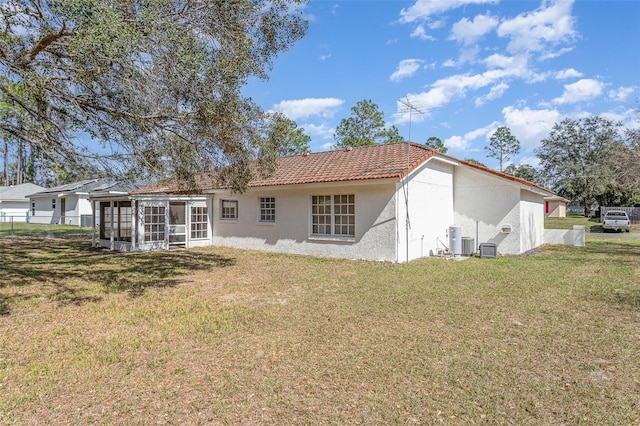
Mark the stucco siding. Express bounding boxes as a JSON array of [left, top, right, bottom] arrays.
[[210, 182, 398, 262], [29, 197, 56, 224], [519, 190, 545, 252], [453, 167, 522, 255], [396, 159, 454, 262]]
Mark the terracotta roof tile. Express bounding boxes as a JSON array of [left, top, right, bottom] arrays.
[[131, 142, 554, 196], [132, 142, 436, 194]]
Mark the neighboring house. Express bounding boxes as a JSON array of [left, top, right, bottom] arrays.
[[0, 183, 45, 223], [544, 196, 570, 218], [29, 179, 147, 226], [93, 143, 556, 262]]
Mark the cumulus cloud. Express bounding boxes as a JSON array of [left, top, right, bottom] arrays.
[[497, 0, 576, 55], [555, 68, 583, 80], [270, 98, 344, 121], [608, 86, 637, 102], [301, 123, 335, 140], [410, 24, 435, 41], [400, 0, 499, 23], [450, 13, 498, 45], [552, 78, 604, 105], [502, 106, 562, 149], [390, 59, 424, 82], [475, 82, 509, 106], [444, 123, 498, 153]]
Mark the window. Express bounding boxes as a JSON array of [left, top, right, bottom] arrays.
[[191, 206, 208, 239], [100, 201, 132, 241], [31, 202, 35, 217], [259, 197, 275, 222], [52, 198, 56, 210], [311, 194, 355, 237], [144, 206, 166, 242], [221, 200, 238, 220]]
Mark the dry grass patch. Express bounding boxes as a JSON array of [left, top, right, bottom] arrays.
[[1, 237, 639, 424]]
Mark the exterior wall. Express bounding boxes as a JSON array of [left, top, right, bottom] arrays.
[[396, 158, 454, 262], [29, 196, 57, 224], [545, 200, 567, 218], [519, 189, 545, 252], [453, 167, 523, 255], [210, 181, 398, 262], [544, 225, 585, 247], [0, 201, 30, 222]]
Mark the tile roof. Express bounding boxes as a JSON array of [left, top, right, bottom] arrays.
[[133, 142, 437, 194], [132, 142, 554, 196]]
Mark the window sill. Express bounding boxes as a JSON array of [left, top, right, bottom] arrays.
[[257, 221, 275, 226], [308, 235, 355, 243]]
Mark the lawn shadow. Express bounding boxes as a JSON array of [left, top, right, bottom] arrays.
[[0, 237, 235, 311]]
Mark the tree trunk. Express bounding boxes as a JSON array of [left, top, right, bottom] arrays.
[[2, 137, 7, 186]]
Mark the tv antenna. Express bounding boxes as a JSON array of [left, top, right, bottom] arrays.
[[397, 97, 425, 263], [398, 96, 425, 143]]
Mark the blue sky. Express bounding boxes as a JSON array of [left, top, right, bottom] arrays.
[[246, 0, 640, 169]]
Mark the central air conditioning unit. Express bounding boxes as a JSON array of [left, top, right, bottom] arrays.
[[461, 237, 475, 256]]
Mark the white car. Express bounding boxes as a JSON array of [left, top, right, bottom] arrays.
[[602, 210, 631, 232]]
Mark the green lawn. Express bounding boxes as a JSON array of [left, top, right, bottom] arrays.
[[545, 215, 640, 233], [1, 237, 639, 424], [0, 222, 94, 238]]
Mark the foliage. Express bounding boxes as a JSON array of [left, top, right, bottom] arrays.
[[607, 127, 640, 201], [0, 0, 308, 191], [485, 126, 520, 171], [264, 113, 311, 157], [536, 116, 622, 215], [503, 163, 544, 186], [425, 136, 448, 153], [463, 158, 486, 167], [334, 100, 403, 148]]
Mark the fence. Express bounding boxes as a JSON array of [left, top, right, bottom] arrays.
[[0, 215, 95, 239], [601, 207, 640, 224]]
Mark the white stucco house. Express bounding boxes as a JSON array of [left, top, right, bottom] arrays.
[[92, 143, 556, 262], [29, 179, 147, 226], [0, 183, 45, 223]]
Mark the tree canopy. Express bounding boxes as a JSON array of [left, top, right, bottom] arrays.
[[0, 0, 308, 191], [334, 100, 403, 148], [485, 126, 520, 171], [425, 136, 447, 153], [536, 116, 623, 215]]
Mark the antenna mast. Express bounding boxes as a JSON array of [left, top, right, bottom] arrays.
[[397, 97, 425, 263]]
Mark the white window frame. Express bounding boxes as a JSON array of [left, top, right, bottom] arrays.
[[144, 205, 166, 243], [51, 198, 56, 210], [190, 206, 208, 239], [220, 199, 238, 220], [259, 197, 276, 223], [311, 194, 355, 238]]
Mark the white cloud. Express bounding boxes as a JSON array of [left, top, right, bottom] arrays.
[[400, 0, 499, 23], [475, 82, 509, 106], [270, 98, 344, 121], [502, 106, 562, 149], [395, 67, 523, 124], [608, 86, 637, 102], [450, 13, 498, 45], [444, 123, 498, 153], [497, 0, 576, 55], [555, 68, 583, 80], [301, 123, 334, 140], [519, 156, 541, 167], [390, 59, 424, 82], [410, 24, 435, 41], [552, 78, 604, 105]]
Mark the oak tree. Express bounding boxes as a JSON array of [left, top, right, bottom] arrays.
[[0, 0, 308, 191]]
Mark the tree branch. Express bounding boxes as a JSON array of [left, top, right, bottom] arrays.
[[15, 23, 73, 69]]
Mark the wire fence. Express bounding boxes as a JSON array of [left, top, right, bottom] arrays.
[[0, 215, 95, 239]]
